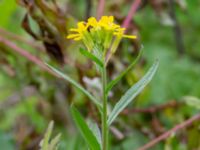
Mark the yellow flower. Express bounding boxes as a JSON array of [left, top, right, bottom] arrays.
[[87, 17, 99, 28], [99, 16, 120, 31], [67, 16, 136, 54], [67, 22, 89, 40], [114, 29, 136, 39], [67, 21, 94, 50]]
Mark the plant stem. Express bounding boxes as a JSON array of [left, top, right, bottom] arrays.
[[102, 65, 108, 150]]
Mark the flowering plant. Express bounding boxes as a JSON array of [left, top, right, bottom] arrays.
[[47, 16, 158, 150], [67, 16, 136, 64]]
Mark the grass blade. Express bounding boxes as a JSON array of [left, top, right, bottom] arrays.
[[106, 50, 142, 94], [107, 61, 159, 126], [46, 63, 102, 109], [71, 106, 101, 150]]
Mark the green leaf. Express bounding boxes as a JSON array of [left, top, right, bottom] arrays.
[[89, 122, 102, 147], [183, 96, 200, 110], [49, 133, 61, 150], [80, 48, 103, 68], [40, 121, 61, 150], [46, 64, 102, 109], [107, 61, 159, 126], [70, 106, 101, 150], [106, 50, 142, 94], [41, 121, 54, 150]]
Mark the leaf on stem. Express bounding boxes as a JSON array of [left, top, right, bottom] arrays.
[[89, 122, 102, 147], [106, 50, 142, 94], [80, 47, 104, 68], [70, 106, 101, 150], [107, 61, 159, 126], [46, 63, 102, 109]]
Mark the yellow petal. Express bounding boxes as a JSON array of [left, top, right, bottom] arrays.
[[122, 35, 137, 39], [67, 34, 80, 39], [88, 17, 98, 27], [70, 28, 79, 32], [108, 16, 114, 22], [77, 22, 87, 31], [74, 36, 82, 41]]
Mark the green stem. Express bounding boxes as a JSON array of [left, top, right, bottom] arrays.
[[102, 65, 108, 150]]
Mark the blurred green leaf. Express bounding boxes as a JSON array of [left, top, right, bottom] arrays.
[[0, 0, 17, 28], [40, 121, 61, 150], [49, 134, 62, 150], [183, 96, 200, 110], [70, 106, 101, 150], [107, 61, 159, 126], [41, 121, 54, 150]]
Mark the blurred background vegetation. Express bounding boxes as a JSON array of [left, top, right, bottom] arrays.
[[0, 0, 200, 149]]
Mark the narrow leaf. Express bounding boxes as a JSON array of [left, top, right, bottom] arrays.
[[80, 48, 103, 68], [70, 106, 101, 150], [46, 64, 102, 109], [106, 50, 142, 94], [107, 61, 159, 126], [41, 121, 54, 150], [89, 122, 102, 147]]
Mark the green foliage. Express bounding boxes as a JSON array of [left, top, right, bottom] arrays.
[[107, 61, 159, 126], [184, 96, 200, 110], [40, 121, 61, 150], [1, 0, 200, 149], [80, 47, 104, 68], [70, 106, 101, 150], [106, 49, 142, 94], [89, 122, 102, 147], [46, 63, 102, 109], [142, 48, 200, 105], [0, 0, 17, 28]]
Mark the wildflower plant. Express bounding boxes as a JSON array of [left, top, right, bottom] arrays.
[[47, 16, 158, 150]]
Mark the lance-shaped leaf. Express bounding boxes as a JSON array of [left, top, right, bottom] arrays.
[[80, 48, 103, 68], [46, 64, 102, 109], [107, 61, 159, 126], [70, 106, 101, 150], [89, 122, 102, 147], [106, 50, 142, 94]]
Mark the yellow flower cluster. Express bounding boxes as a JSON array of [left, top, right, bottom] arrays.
[[67, 16, 136, 54]]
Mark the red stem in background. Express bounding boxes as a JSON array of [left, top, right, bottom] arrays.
[[97, 0, 105, 19], [0, 36, 57, 77], [122, 0, 141, 30], [138, 114, 200, 150], [0, 28, 45, 52]]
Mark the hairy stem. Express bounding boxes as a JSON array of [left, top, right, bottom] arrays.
[[101, 65, 108, 150]]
